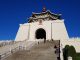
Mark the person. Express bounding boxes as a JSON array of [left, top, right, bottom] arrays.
[[38, 41, 39, 44], [55, 45, 60, 60], [54, 45, 57, 49]]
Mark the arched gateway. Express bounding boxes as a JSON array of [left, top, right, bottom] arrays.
[[35, 28, 46, 42]]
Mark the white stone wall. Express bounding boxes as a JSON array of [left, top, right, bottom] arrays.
[[52, 20, 69, 40], [15, 19, 69, 41], [61, 38, 80, 53], [15, 24, 29, 41]]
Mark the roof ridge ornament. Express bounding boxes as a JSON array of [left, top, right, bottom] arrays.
[[42, 7, 46, 12]]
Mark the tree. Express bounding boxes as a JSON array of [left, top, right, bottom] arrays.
[[68, 45, 76, 57], [63, 45, 76, 60], [63, 45, 69, 60]]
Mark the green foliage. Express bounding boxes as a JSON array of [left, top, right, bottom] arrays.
[[73, 53, 80, 60], [63, 45, 76, 60], [68, 46, 76, 57], [63, 45, 80, 60], [63, 45, 69, 60]]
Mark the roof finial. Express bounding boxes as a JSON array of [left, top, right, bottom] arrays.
[[42, 6, 46, 12]]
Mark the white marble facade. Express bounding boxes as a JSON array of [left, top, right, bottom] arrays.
[[15, 18, 69, 41]]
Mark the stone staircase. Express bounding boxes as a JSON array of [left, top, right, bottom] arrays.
[[4, 40, 59, 60]]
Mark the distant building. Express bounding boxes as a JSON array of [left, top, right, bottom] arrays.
[[15, 8, 69, 42]]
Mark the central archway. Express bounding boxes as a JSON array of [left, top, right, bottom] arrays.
[[35, 28, 46, 42]]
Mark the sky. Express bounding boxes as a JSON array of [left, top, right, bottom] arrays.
[[0, 0, 80, 40]]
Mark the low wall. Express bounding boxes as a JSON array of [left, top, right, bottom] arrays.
[[0, 40, 14, 47], [61, 38, 80, 53]]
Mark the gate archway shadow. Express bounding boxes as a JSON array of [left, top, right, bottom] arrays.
[[35, 28, 46, 43]]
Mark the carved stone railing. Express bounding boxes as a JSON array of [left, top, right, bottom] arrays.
[[0, 40, 27, 60], [0, 46, 25, 60], [0, 41, 19, 47], [0, 39, 36, 60]]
